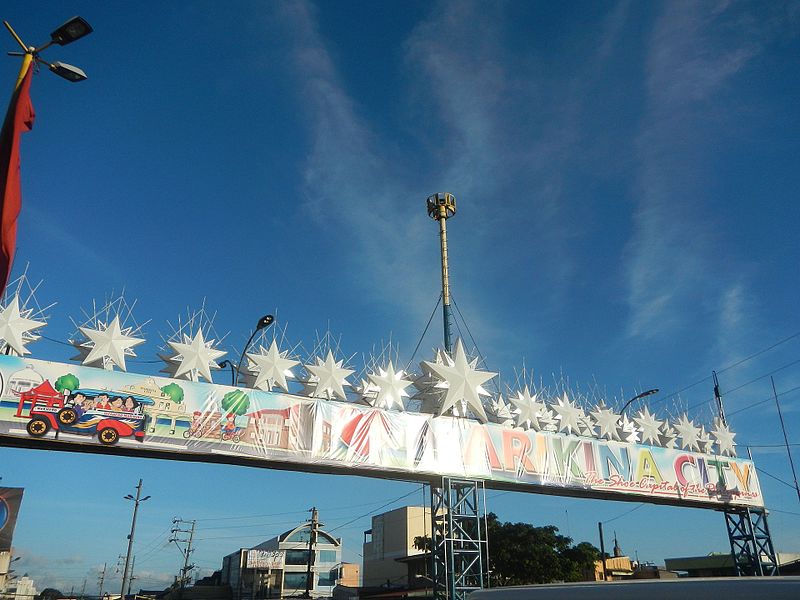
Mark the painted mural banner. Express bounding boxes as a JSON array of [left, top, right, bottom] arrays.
[[0, 355, 763, 508]]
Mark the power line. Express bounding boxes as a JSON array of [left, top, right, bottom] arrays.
[[756, 466, 798, 491], [602, 503, 645, 524], [728, 385, 800, 417], [653, 331, 800, 407], [327, 488, 421, 533]]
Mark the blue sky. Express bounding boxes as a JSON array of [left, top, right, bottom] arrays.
[[1, 0, 800, 593]]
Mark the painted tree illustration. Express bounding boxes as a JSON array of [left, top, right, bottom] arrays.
[[221, 389, 250, 416], [161, 382, 185, 403], [54, 373, 80, 393]]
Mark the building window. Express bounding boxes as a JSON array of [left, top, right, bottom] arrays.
[[283, 573, 308, 590], [317, 571, 337, 587], [285, 549, 310, 565], [318, 550, 337, 564]]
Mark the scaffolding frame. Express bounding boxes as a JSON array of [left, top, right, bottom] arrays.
[[724, 508, 779, 576], [430, 477, 487, 600]]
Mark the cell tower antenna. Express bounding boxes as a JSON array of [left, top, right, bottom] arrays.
[[427, 192, 457, 353]]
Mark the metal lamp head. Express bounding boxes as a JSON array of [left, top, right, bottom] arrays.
[[49, 16, 93, 46], [256, 314, 275, 330], [48, 61, 87, 82]]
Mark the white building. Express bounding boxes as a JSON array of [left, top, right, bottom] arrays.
[[221, 519, 353, 599], [362, 506, 430, 588]]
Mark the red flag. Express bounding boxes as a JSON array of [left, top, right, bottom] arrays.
[[0, 61, 36, 296]]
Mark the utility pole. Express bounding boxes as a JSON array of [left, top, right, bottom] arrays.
[[171, 518, 197, 597], [121, 479, 150, 600], [598, 522, 608, 581], [303, 507, 319, 599], [771, 376, 800, 502], [127, 555, 136, 597], [97, 563, 106, 600], [427, 192, 457, 353], [713, 370, 727, 425]]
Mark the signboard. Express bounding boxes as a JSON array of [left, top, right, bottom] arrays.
[[0, 355, 763, 508], [247, 550, 285, 570], [0, 487, 24, 551]]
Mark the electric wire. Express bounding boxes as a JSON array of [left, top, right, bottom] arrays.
[[405, 293, 442, 372], [602, 503, 645, 524], [651, 330, 800, 407]]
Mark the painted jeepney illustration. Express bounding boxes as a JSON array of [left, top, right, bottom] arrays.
[[18, 381, 154, 445]]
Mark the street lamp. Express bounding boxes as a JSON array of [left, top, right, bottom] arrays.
[[3, 15, 92, 84], [121, 480, 150, 600], [619, 388, 659, 414], [220, 314, 275, 386]]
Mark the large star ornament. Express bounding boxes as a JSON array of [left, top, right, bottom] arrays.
[[367, 361, 414, 411], [633, 407, 663, 446], [590, 404, 622, 441], [78, 315, 145, 371], [673, 414, 702, 451], [246, 340, 300, 392], [423, 339, 496, 423], [711, 418, 737, 456], [551, 393, 586, 435], [304, 351, 354, 401], [0, 295, 46, 356], [168, 329, 226, 382]]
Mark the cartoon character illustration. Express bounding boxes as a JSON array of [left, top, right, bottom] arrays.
[[21, 384, 154, 446]]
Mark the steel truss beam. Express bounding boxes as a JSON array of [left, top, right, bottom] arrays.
[[725, 508, 779, 576], [430, 477, 487, 600]]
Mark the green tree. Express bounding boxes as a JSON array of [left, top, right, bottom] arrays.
[[221, 389, 250, 416], [161, 382, 185, 403], [411, 515, 598, 585], [484, 513, 599, 585], [54, 373, 80, 393], [413, 535, 431, 552]]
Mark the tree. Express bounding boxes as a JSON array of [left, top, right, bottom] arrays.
[[37, 589, 64, 600], [484, 513, 599, 585], [161, 382, 185, 403], [54, 373, 79, 393], [413, 535, 431, 552], [221, 389, 250, 416], [414, 514, 599, 586]]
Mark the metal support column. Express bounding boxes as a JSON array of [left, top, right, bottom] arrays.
[[430, 477, 487, 600], [724, 508, 779, 576]]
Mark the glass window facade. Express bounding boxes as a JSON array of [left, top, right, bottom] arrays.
[[317, 571, 337, 587], [285, 529, 312, 543], [285, 549, 310, 565], [318, 550, 337, 564], [283, 573, 308, 590]]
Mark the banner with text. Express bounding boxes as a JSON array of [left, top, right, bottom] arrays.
[[0, 356, 763, 508]]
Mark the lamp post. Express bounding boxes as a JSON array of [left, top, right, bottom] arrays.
[[220, 314, 275, 386], [619, 388, 659, 414], [121, 480, 150, 600], [4, 16, 92, 85]]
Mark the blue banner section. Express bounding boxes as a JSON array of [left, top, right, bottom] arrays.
[[0, 487, 24, 551]]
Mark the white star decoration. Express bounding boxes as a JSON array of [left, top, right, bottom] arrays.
[[619, 414, 640, 444], [0, 295, 45, 356], [168, 329, 226, 382], [711, 417, 737, 456], [673, 414, 702, 451], [423, 339, 496, 423], [305, 351, 354, 401], [509, 386, 547, 430], [488, 394, 515, 426], [367, 361, 413, 411], [590, 404, 622, 441], [551, 393, 586, 435], [78, 315, 145, 371], [246, 340, 300, 392], [634, 407, 663, 445]]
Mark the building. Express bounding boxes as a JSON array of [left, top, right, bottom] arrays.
[[590, 534, 677, 581], [1, 574, 37, 600], [220, 517, 357, 599], [362, 506, 431, 588], [664, 552, 800, 577]]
